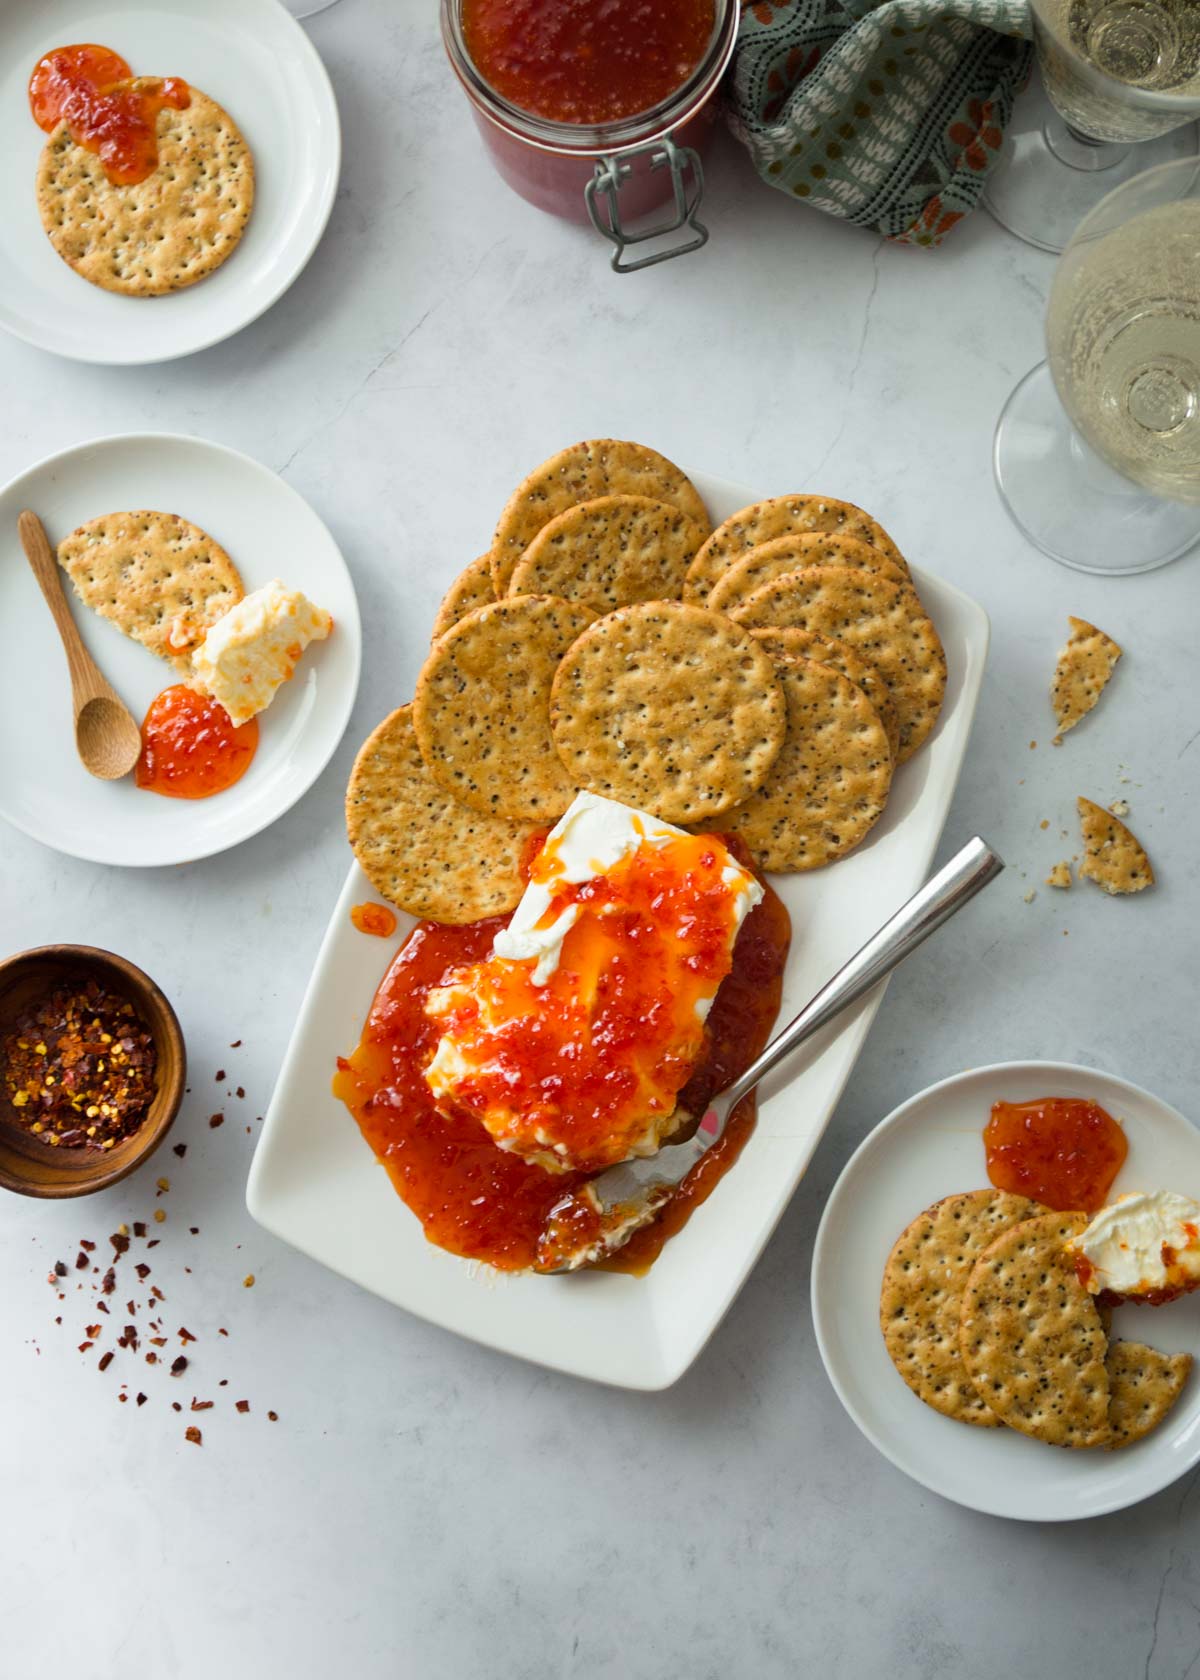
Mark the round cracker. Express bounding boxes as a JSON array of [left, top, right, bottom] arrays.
[[550, 601, 786, 824], [490, 440, 710, 594], [721, 658, 892, 871], [959, 1211, 1111, 1450], [1105, 1341, 1192, 1450], [731, 565, 946, 764], [508, 496, 705, 612], [880, 1190, 1046, 1429], [346, 706, 537, 923], [751, 626, 900, 760], [431, 554, 495, 644], [707, 533, 908, 616], [57, 509, 244, 667], [413, 595, 597, 822], [683, 494, 906, 604], [37, 83, 254, 297]]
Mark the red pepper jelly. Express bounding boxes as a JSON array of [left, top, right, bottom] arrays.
[[460, 0, 717, 125], [29, 45, 190, 186], [136, 686, 258, 800]]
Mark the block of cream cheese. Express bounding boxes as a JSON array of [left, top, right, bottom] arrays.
[[424, 791, 762, 1174], [191, 579, 333, 727], [1069, 1190, 1200, 1300]]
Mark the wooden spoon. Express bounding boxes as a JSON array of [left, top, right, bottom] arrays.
[[18, 509, 143, 781]]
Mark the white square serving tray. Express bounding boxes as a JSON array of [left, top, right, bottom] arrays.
[[247, 471, 989, 1389]]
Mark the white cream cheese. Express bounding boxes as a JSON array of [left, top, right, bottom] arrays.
[[491, 790, 762, 990], [1071, 1190, 1200, 1296], [191, 579, 333, 727]]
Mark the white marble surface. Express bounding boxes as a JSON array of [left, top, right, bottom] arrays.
[[3, 5, 1200, 1677]]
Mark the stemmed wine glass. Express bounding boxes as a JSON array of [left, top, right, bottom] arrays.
[[994, 157, 1200, 572], [985, 0, 1200, 253]]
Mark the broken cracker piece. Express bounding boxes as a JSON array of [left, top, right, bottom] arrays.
[[1045, 861, 1072, 890], [1052, 617, 1122, 740], [1077, 797, 1154, 896]]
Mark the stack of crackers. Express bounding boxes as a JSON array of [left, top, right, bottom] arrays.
[[881, 1191, 1192, 1449], [347, 439, 948, 922]]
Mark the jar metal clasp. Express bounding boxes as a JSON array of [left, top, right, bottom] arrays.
[[584, 136, 708, 273]]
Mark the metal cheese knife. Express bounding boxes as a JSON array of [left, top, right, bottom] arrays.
[[534, 835, 1004, 1274]]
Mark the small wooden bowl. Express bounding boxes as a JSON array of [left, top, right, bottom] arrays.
[[0, 945, 186, 1199]]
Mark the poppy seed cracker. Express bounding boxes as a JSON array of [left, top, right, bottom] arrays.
[[509, 495, 705, 613], [683, 494, 907, 604]]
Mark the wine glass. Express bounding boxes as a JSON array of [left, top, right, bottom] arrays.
[[985, 0, 1200, 253], [994, 157, 1200, 573]]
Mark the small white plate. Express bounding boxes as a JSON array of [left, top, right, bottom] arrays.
[[248, 469, 990, 1390], [812, 1061, 1200, 1521], [0, 0, 339, 364], [0, 432, 360, 866]]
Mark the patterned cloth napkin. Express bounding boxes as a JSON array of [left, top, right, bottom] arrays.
[[726, 0, 1033, 246]]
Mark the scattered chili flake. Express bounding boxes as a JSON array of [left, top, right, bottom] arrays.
[[149, 1336, 166, 1347], [267, 1411, 278, 1422], [78, 1340, 93, 1352], [136, 1393, 147, 1406], [118, 1392, 127, 1402], [230, 1041, 241, 1048], [85, 1323, 100, 1337], [80, 1238, 95, 1252], [218, 1328, 228, 1337], [74, 1251, 88, 1268], [111, 1231, 129, 1254], [97, 1300, 109, 1315], [135, 1263, 150, 1281], [133, 1221, 147, 1238], [145, 1352, 158, 1364], [185, 1426, 202, 1445], [101, 1268, 116, 1294], [190, 1399, 213, 1412], [150, 1286, 165, 1301], [209, 1113, 224, 1129], [147, 1240, 160, 1250], [215, 1070, 225, 1082], [236, 1087, 245, 1100], [178, 1327, 196, 1343], [98, 1350, 114, 1372], [170, 1356, 188, 1376], [189, 1227, 199, 1236], [2, 979, 156, 1148], [236, 1400, 249, 1413], [173, 1142, 187, 1158], [53, 1259, 67, 1277]]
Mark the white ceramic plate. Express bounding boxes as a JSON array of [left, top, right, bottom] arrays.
[[0, 0, 339, 364], [812, 1061, 1200, 1521], [0, 432, 360, 866], [248, 470, 990, 1390]]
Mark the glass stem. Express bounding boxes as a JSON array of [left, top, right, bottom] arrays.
[[1042, 112, 1131, 172]]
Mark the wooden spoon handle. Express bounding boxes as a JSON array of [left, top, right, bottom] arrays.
[[18, 510, 114, 709]]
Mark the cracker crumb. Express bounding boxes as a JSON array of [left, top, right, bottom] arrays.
[[1045, 862, 1072, 889], [1039, 819, 1049, 830], [1023, 890, 1036, 903], [1109, 798, 1130, 816]]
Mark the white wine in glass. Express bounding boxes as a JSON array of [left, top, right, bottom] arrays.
[[994, 157, 1200, 573], [984, 0, 1200, 252]]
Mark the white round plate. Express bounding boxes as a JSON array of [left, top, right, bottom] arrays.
[[812, 1061, 1200, 1521], [0, 432, 360, 866], [0, 0, 339, 364]]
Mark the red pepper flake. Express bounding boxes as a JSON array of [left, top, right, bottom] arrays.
[[118, 1391, 127, 1402], [170, 1355, 188, 1376], [125, 1300, 136, 1315], [101, 1268, 116, 1294], [209, 1113, 224, 1128], [73, 1250, 87, 1268], [145, 1352, 157, 1364], [190, 1399, 213, 1412], [236, 1399, 249, 1413], [189, 1227, 199, 1236], [178, 1326, 196, 1343], [98, 1350, 114, 1372], [150, 1286, 165, 1301], [110, 1231, 130, 1255], [53, 1259, 68, 1277], [86, 1323, 100, 1337], [172, 1142, 187, 1158], [236, 1087, 245, 1100], [2, 979, 157, 1150], [80, 1238, 95, 1251], [149, 1335, 167, 1347], [147, 1240, 160, 1249], [267, 1411, 278, 1422], [185, 1426, 202, 1445], [218, 1327, 228, 1337], [230, 1040, 242, 1048], [135, 1263, 150, 1280], [136, 1392, 147, 1406], [215, 1069, 226, 1082], [78, 1341, 93, 1352], [133, 1221, 147, 1238], [97, 1300, 109, 1315]]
